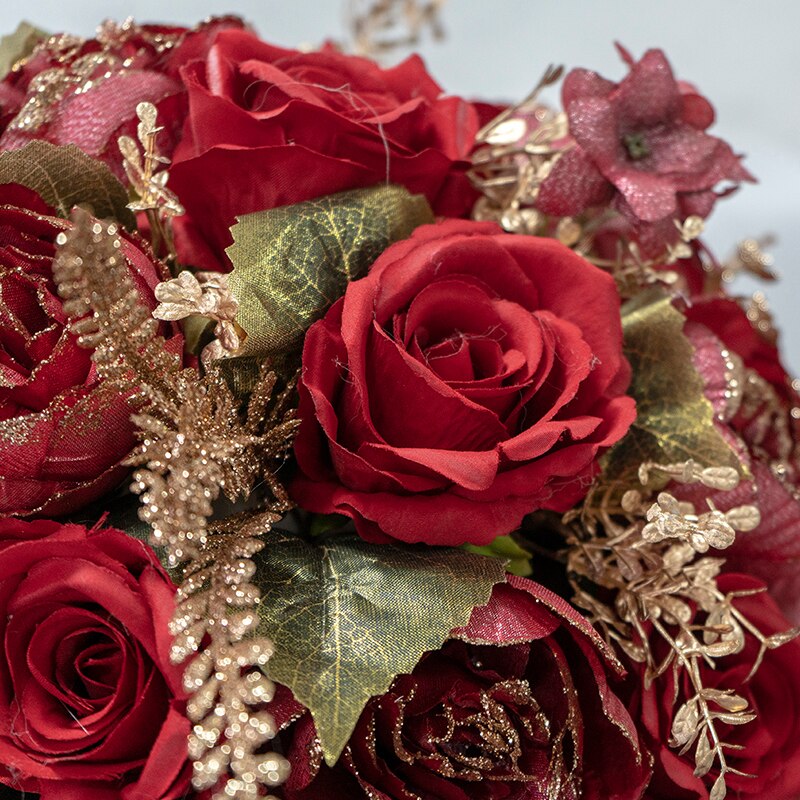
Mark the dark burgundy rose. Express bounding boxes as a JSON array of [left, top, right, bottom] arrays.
[[629, 574, 800, 800], [0, 183, 183, 517], [291, 219, 635, 546], [536, 45, 752, 237], [0, 17, 244, 176], [0, 519, 191, 800], [682, 298, 800, 622], [169, 30, 483, 271], [274, 576, 650, 800]]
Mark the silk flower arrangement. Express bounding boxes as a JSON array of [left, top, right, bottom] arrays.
[[0, 8, 799, 800]]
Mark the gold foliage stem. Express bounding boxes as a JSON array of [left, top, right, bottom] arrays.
[[566, 462, 798, 799], [52, 209, 182, 414], [346, 0, 447, 57], [53, 210, 300, 799]]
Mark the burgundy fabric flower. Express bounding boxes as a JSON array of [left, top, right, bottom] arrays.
[[169, 30, 483, 271], [275, 575, 650, 800], [629, 574, 800, 800], [0, 183, 182, 517], [0, 519, 191, 800], [291, 219, 635, 546], [683, 298, 800, 622], [537, 45, 752, 227], [0, 18, 243, 176]]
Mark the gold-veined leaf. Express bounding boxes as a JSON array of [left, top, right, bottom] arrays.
[[0, 21, 46, 80], [227, 184, 433, 358], [0, 141, 136, 228], [601, 288, 741, 491], [254, 529, 506, 765]]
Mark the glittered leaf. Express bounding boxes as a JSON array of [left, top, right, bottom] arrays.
[[0, 21, 46, 80], [254, 529, 506, 764], [602, 288, 741, 490], [0, 141, 136, 228], [227, 185, 433, 357]]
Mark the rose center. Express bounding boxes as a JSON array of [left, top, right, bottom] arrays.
[[623, 132, 650, 160], [57, 630, 123, 703], [402, 680, 550, 782]]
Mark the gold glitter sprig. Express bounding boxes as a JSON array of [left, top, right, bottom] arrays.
[[175, 512, 293, 798], [52, 210, 300, 799], [566, 460, 798, 799], [52, 209, 183, 415]]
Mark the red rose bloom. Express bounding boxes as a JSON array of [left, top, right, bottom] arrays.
[[0, 184, 182, 517], [537, 46, 752, 228], [630, 574, 800, 800], [0, 18, 243, 177], [291, 220, 635, 546], [683, 298, 800, 622], [169, 30, 482, 271], [0, 519, 190, 800], [275, 576, 649, 800]]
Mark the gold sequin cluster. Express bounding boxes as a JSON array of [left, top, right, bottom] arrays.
[[52, 210, 300, 799]]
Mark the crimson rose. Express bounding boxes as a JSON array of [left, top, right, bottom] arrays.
[[0, 18, 243, 177], [0, 183, 182, 517], [683, 298, 800, 622], [169, 30, 483, 271], [629, 574, 800, 800], [291, 220, 635, 546], [274, 575, 649, 800], [0, 519, 191, 800]]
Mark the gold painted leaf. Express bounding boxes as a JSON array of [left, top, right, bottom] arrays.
[[0, 141, 136, 228], [601, 288, 741, 492], [227, 184, 433, 358], [254, 529, 506, 765], [0, 21, 46, 80]]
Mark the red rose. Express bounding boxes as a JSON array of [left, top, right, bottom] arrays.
[[0, 183, 182, 517], [0, 519, 191, 800], [169, 30, 482, 271], [291, 219, 635, 546], [683, 298, 800, 621], [630, 574, 800, 800], [0, 18, 243, 177], [536, 46, 752, 239], [274, 575, 649, 800]]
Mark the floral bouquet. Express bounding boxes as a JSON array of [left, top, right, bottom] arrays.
[[1, 5, 799, 800]]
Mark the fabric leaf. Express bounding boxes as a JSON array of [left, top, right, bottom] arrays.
[[227, 184, 433, 358], [0, 21, 46, 80], [0, 141, 136, 228], [254, 528, 506, 764], [602, 288, 741, 490]]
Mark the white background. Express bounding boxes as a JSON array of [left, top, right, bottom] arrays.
[[2, 0, 799, 373]]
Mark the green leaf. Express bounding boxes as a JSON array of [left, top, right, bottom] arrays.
[[602, 288, 741, 491], [0, 21, 47, 80], [464, 534, 532, 577], [227, 184, 434, 358], [0, 141, 136, 229], [254, 529, 506, 764]]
